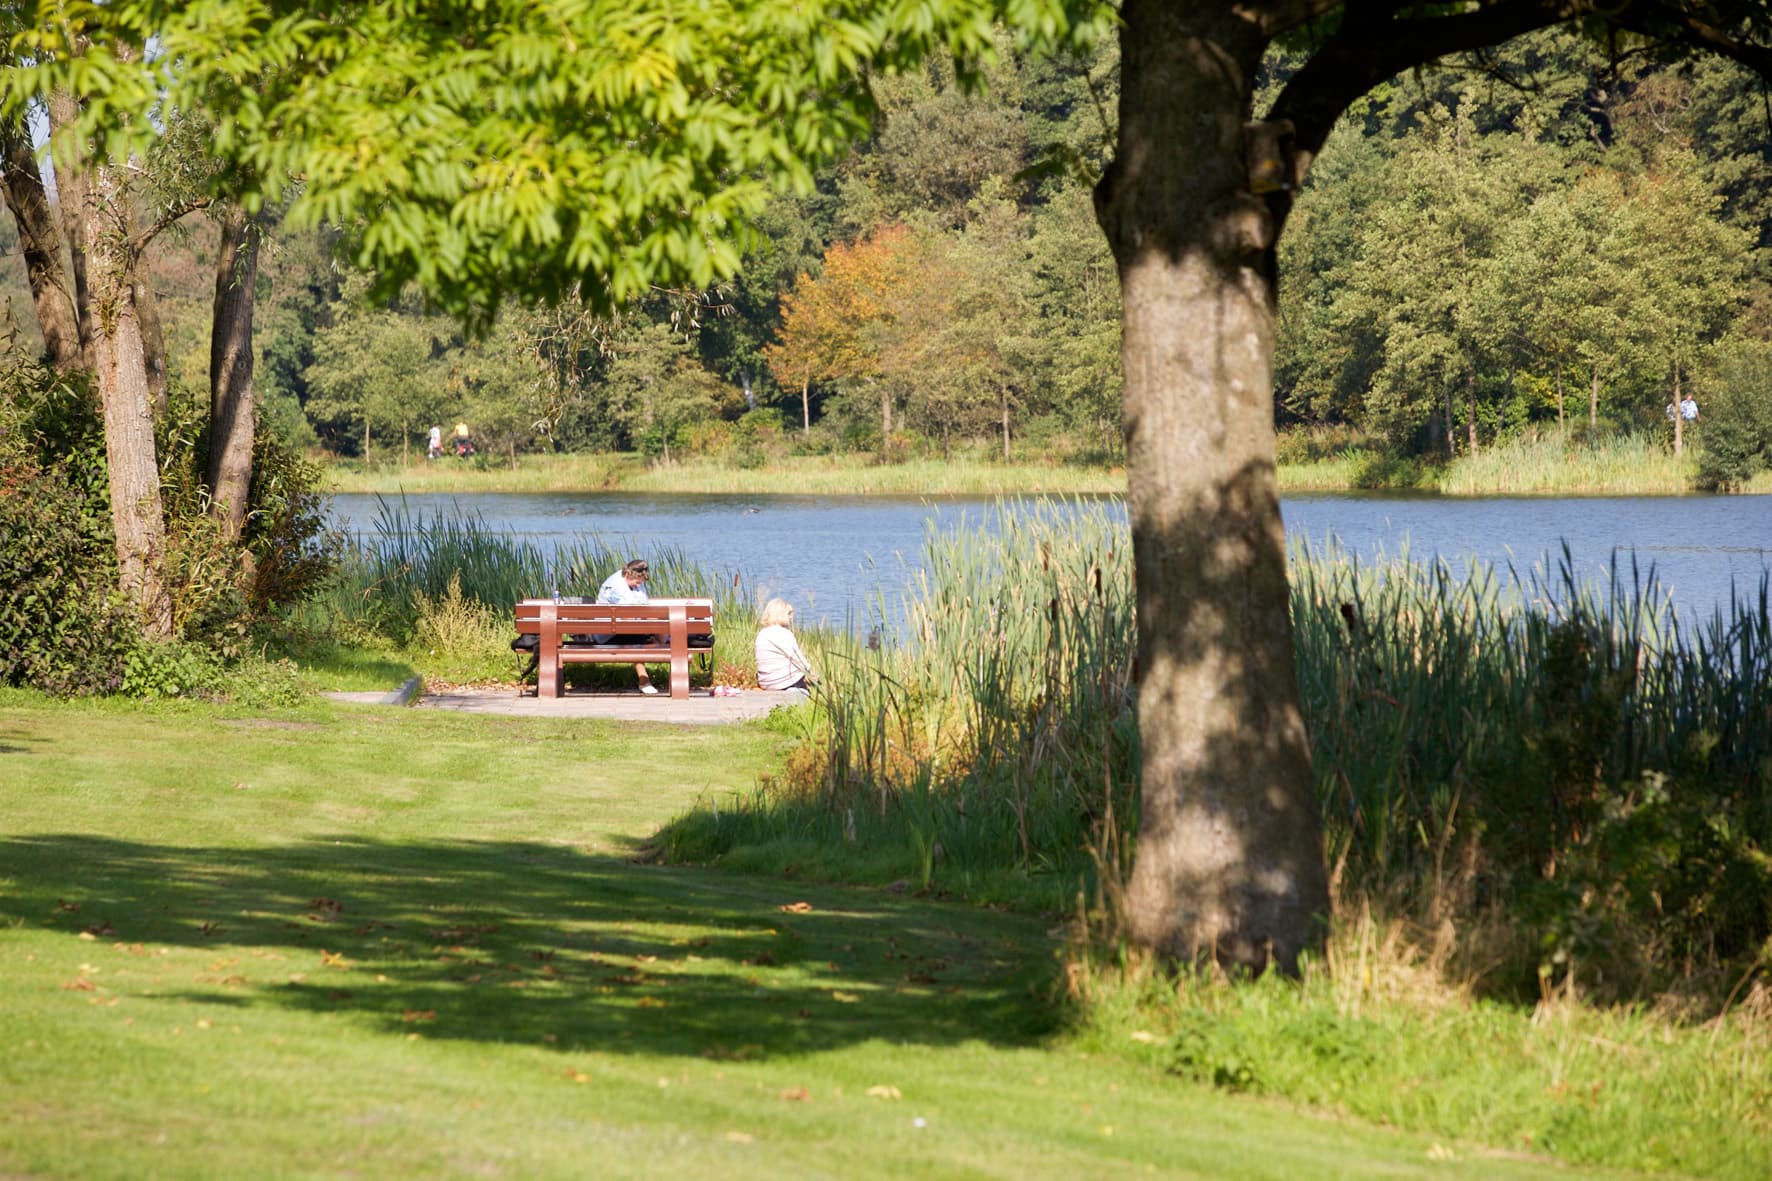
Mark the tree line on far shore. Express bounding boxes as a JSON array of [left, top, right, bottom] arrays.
[[7, 26, 1770, 486]]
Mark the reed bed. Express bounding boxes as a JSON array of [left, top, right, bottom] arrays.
[[1438, 431, 1695, 495], [664, 504, 1772, 999], [307, 496, 760, 680]]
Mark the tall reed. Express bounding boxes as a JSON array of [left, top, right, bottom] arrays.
[[664, 506, 1772, 997], [310, 496, 758, 674]]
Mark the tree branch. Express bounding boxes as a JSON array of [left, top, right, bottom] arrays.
[[131, 196, 215, 255], [1270, 1, 1581, 175]]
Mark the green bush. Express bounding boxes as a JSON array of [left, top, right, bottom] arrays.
[[1695, 342, 1772, 491], [0, 357, 134, 696]]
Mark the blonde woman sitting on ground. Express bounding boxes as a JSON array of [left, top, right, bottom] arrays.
[[755, 598, 815, 691]]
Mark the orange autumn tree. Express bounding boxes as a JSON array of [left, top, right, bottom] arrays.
[[764, 223, 936, 446]]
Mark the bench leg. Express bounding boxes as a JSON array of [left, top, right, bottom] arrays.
[[539, 646, 560, 698], [670, 654, 689, 701]]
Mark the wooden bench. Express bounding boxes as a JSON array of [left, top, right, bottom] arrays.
[[513, 598, 714, 700]]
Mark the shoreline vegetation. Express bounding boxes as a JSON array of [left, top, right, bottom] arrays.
[[322, 433, 1772, 498]]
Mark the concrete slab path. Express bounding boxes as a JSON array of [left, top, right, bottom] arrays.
[[328, 680, 808, 725]]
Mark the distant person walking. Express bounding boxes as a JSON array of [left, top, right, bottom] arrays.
[[453, 421, 475, 457], [427, 425, 443, 460]]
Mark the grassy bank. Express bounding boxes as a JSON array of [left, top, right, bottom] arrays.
[[324, 452, 1125, 497], [322, 439, 1771, 498], [1278, 429, 1772, 495], [0, 691, 1604, 1180]]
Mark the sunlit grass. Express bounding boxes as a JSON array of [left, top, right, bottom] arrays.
[[0, 692, 1586, 1181], [323, 452, 1124, 497], [1439, 432, 1697, 495]]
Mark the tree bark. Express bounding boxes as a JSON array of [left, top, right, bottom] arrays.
[[1466, 370, 1479, 457], [0, 111, 82, 369], [1590, 367, 1600, 431], [135, 272, 169, 415], [84, 156, 173, 637], [801, 378, 811, 437], [1095, 0, 1328, 973], [45, 91, 94, 363], [208, 204, 263, 542], [1001, 389, 1011, 461]]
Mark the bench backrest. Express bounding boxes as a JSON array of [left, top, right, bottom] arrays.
[[513, 598, 715, 635]]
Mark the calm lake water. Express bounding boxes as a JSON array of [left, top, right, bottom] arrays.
[[329, 491, 1772, 627]]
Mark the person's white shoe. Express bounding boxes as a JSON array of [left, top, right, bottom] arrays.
[[639, 684, 659, 696]]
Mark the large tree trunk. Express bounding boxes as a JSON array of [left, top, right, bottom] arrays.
[[84, 159, 173, 637], [208, 205, 263, 541], [1095, 1, 1328, 973], [0, 111, 82, 369]]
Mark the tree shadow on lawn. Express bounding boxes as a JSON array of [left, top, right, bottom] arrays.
[[3, 833, 1062, 1059]]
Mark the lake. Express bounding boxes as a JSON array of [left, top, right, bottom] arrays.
[[329, 491, 1772, 627]]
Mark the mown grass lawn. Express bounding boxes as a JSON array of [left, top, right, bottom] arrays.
[[1, 692, 1622, 1180]]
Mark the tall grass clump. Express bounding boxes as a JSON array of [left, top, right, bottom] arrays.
[[305, 496, 758, 682], [660, 499, 1138, 910], [1438, 430, 1694, 495], [665, 505, 1772, 1001], [1297, 544, 1772, 998]]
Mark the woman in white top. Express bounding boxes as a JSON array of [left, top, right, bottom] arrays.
[[754, 598, 814, 691]]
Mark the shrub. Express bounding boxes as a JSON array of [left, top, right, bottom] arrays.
[[1694, 342, 1772, 491], [0, 354, 134, 695]]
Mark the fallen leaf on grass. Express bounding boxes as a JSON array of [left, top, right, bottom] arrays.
[[865, 1085, 902, 1100], [566, 1070, 590, 1083], [401, 1009, 436, 1023], [779, 1087, 811, 1102], [1129, 1030, 1160, 1044], [319, 949, 350, 968], [83, 922, 115, 937], [723, 1132, 754, 1144], [60, 978, 96, 992], [56, 899, 80, 912], [778, 902, 813, 914]]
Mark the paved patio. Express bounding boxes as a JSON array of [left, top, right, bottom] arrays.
[[327, 677, 807, 725]]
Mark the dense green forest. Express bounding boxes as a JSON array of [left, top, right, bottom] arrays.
[[5, 27, 1771, 483]]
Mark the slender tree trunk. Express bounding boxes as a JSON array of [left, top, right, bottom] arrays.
[[1554, 367, 1565, 436], [801, 378, 811, 437], [1095, 1, 1328, 973], [879, 383, 891, 455], [0, 112, 82, 369], [1590, 367, 1599, 432], [1001, 389, 1011, 461], [46, 91, 93, 363], [1442, 368, 1456, 459], [1672, 363, 1683, 456], [84, 157, 172, 637], [1466, 371, 1478, 458], [207, 205, 263, 542]]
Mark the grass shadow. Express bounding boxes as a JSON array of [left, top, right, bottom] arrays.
[[3, 833, 1061, 1059]]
